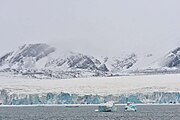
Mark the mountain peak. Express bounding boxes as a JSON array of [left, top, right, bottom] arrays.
[[160, 47, 180, 67], [171, 47, 180, 54], [0, 43, 55, 69]]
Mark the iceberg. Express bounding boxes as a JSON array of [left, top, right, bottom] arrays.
[[95, 101, 117, 112], [125, 102, 137, 112]]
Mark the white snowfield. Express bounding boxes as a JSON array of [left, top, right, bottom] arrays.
[[0, 74, 180, 95]]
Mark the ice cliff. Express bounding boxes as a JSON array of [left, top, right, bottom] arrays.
[[0, 90, 180, 105]]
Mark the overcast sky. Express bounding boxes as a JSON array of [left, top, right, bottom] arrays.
[[0, 0, 180, 56]]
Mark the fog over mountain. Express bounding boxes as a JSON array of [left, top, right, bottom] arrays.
[[0, 0, 180, 56]]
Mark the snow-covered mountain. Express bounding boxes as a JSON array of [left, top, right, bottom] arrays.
[[160, 47, 180, 68], [0, 43, 180, 79], [0, 43, 55, 69]]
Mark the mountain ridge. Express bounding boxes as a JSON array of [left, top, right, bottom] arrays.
[[0, 43, 180, 79]]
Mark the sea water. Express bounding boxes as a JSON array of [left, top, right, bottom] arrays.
[[0, 105, 180, 120]]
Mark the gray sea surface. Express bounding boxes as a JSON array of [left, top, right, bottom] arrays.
[[0, 105, 180, 120]]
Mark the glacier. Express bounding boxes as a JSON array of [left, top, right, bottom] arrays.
[[0, 90, 180, 105], [0, 73, 180, 105]]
